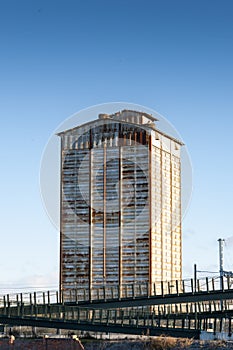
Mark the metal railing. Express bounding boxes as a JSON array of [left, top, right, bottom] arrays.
[[0, 276, 232, 308]]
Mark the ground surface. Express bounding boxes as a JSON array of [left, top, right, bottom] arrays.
[[83, 339, 233, 350], [0, 337, 233, 349]]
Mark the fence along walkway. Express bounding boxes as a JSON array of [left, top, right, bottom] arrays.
[[0, 276, 233, 338], [0, 276, 232, 307]]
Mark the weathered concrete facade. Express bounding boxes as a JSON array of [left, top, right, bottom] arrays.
[[58, 110, 182, 299]]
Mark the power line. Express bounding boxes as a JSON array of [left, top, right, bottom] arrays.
[[0, 285, 58, 290], [197, 270, 218, 274]]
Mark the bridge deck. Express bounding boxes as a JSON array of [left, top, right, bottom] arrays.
[[0, 277, 232, 338]]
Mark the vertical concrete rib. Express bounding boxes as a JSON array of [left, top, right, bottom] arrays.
[[179, 156, 182, 281], [149, 135, 152, 293], [103, 144, 107, 285], [170, 143, 173, 282], [59, 136, 63, 301], [89, 136, 92, 298], [160, 146, 163, 282], [118, 145, 122, 296]]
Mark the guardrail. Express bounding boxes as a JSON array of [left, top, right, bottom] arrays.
[[0, 276, 232, 308]]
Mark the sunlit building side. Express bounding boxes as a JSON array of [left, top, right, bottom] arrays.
[[58, 110, 182, 299]]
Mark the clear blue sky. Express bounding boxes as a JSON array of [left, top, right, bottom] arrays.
[[0, 0, 233, 292]]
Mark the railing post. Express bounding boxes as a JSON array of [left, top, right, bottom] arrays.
[[6, 295, 10, 317], [173, 317, 176, 329], [30, 293, 33, 315], [220, 318, 223, 332], [182, 280, 185, 293], [118, 285, 121, 300], [153, 282, 156, 296], [132, 284, 135, 299], [3, 296, 6, 315], [212, 278, 215, 291], [21, 300, 24, 318], [213, 318, 217, 335], [69, 289, 72, 302], [100, 309, 103, 323], [166, 316, 169, 329], [106, 309, 109, 325], [56, 291, 59, 303], [15, 294, 19, 317], [75, 288, 78, 303], [197, 279, 200, 292], [188, 317, 191, 330], [6, 294, 9, 308], [227, 275, 230, 290], [161, 281, 164, 296], [114, 309, 117, 324], [34, 292, 37, 317], [208, 301, 212, 313], [139, 283, 142, 296], [221, 276, 224, 291], [176, 280, 179, 295], [91, 309, 95, 323], [206, 277, 209, 293], [190, 303, 193, 313], [228, 318, 232, 337], [182, 317, 186, 329], [121, 310, 124, 326], [147, 283, 150, 297], [136, 312, 139, 327], [191, 279, 194, 294]]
